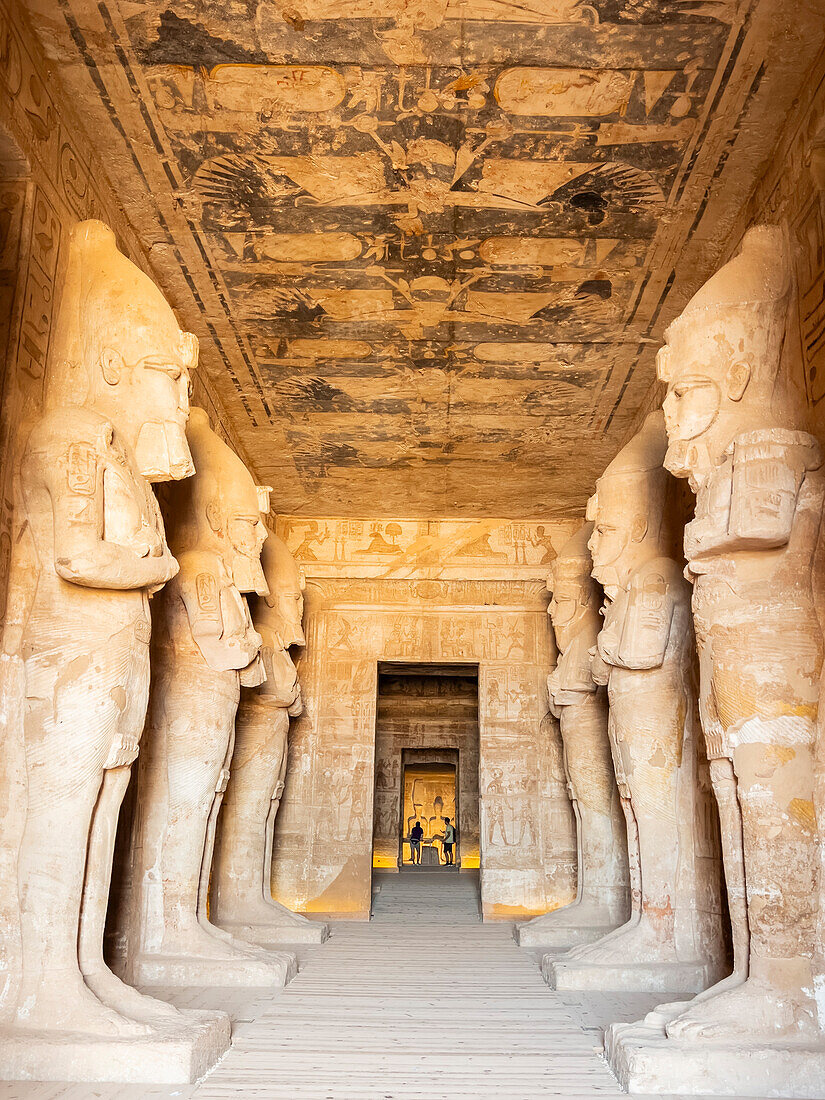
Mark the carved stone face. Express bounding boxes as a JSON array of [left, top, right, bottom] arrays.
[[227, 511, 269, 595], [103, 343, 195, 483], [265, 582, 305, 648], [587, 491, 635, 595], [75, 221, 198, 483], [657, 225, 792, 487], [548, 572, 587, 649], [256, 532, 306, 647], [657, 325, 748, 488]]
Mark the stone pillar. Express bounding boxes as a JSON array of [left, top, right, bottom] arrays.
[[120, 408, 295, 989], [212, 531, 329, 944], [517, 523, 628, 948], [544, 412, 727, 994], [0, 220, 229, 1083], [608, 226, 825, 1096]]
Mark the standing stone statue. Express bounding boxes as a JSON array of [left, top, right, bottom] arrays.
[[609, 226, 825, 1096], [517, 523, 628, 949], [122, 408, 296, 988], [212, 531, 328, 944], [545, 412, 726, 994], [0, 220, 229, 1082]]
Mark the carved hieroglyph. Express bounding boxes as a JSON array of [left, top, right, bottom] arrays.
[[212, 531, 328, 944], [608, 227, 825, 1096], [0, 220, 230, 1083], [545, 412, 726, 994], [517, 523, 628, 948], [122, 408, 296, 988]]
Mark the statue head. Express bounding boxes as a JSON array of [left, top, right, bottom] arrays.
[[657, 225, 793, 489], [547, 523, 597, 650], [255, 532, 306, 648], [47, 220, 197, 482], [173, 408, 268, 594], [586, 412, 670, 595]]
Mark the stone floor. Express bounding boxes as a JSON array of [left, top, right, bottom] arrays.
[[0, 874, 766, 1099]]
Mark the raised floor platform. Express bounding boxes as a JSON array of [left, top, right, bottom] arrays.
[[0, 876, 778, 1099]]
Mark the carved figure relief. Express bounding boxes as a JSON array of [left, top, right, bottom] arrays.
[[517, 523, 629, 949], [212, 530, 328, 945], [0, 221, 230, 1071], [123, 407, 295, 989], [546, 412, 726, 994], [608, 226, 825, 1096]]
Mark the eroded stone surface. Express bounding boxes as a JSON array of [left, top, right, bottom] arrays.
[[212, 531, 328, 945], [607, 226, 825, 1094], [517, 522, 629, 949], [545, 413, 726, 994], [120, 408, 296, 989]]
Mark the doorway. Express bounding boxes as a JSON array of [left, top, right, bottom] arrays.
[[372, 663, 480, 874], [401, 756, 457, 869]]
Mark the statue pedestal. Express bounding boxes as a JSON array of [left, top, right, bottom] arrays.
[[219, 915, 329, 945], [516, 918, 616, 950], [0, 1010, 230, 1084], [133, 950, 296, 988], [543, 955, 713, 993], [605, 1020, 825, 1098]]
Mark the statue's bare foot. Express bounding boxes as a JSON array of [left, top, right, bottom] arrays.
[[666, 976, 818, 1043], [564, 915, 671, 965], [217, 898, 293, 928], [196, 916, 281, 961], [15, 973, 153, 1037], [646, 969, 745, 1027], [83, 965, 185, 1025], [643, 999, 692, 1028], [527, 897, 619, 930], [564, 913, 639, 957], [165, 922, 261, 961]]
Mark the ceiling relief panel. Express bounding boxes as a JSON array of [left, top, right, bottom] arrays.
[[30, 0, 825, 516]]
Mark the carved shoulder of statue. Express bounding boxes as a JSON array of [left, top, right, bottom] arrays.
[[728, 429, 821, 549], [239, 653, 266, 687], [616, 557, 683, 670], [555, 630, 598, 700], [24, 408, 177, 591], [173, 549, 249, 670]]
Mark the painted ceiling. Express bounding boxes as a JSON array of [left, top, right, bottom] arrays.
[[27, 0, 825, 516]]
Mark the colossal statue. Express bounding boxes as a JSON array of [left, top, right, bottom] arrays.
[[0, 220, 229, 1082], [545, 412, 726, 994], [608, 226, 825, 1096], [212, 531, 328, 944], [121, 408, 296, 988], [517, 523, 628, 948]]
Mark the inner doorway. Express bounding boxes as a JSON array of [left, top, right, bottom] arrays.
[[372, 663, 480, 874], [402, 755, 457, 868]]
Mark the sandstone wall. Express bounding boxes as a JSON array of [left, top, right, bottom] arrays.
[[271, 515, 579, 921]]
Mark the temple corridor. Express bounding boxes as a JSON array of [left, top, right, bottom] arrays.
[[5, 0, 825, 1095], [0, 874, 672, 1099]]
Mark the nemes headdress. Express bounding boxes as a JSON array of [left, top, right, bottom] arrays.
[[47, 220, 197, 405], [167, 407, 264, 584], [547, 522, 593, 595], [657, 224, 792, 389], [587, 411, 669, 539]]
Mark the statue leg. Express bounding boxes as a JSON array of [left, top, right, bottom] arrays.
[[213, 748, 280, 927], [567, 723, 684, 965], [653, 757, 748, 1026], [79, 765, 183, 1024], [533, 703, 628, 934], [669, 732, 818, 1042], [156, 713, 245, 959], [16, 685, 150, 1037]]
